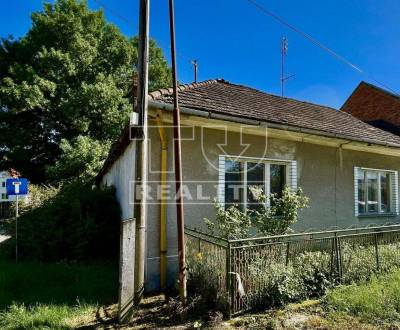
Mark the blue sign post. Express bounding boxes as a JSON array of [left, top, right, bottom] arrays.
[[6, 178, 28, 196], [6, 178, 28, 262]]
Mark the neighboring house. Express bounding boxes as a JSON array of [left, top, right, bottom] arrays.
[[0, 169, 21, 219], [0, 171, 10, 219], [97, 79, 400, 291], [341, 81, 400, 135]]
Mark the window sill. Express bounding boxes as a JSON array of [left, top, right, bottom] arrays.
[[357, 213, 397, 218]]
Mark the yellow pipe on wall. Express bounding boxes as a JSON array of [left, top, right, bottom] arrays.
[[156, 110, 168, 290]]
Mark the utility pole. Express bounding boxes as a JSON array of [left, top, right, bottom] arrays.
[[133, 0, 150, 305], [168, 0, 187, 304], [15, 194, 18, 263], [192, 59, 198, 83]]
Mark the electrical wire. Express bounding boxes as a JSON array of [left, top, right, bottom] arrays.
[[92, 0, 194, 64], [245, 0, 400, 96]]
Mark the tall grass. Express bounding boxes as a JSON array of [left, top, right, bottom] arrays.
[[325, 269, 400, 323], [0, 303, 94, 329], [0, 261, 118, 307], [0, 260, 118, 329]]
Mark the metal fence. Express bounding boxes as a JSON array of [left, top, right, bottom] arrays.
[[185, 225, 400, 316]]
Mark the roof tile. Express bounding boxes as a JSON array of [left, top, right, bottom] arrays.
[[151, 79, 400, 145]]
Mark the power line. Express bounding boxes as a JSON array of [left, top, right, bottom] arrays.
[[92, 0, 194, 64], [93, 0, 133, 26], [245, 0, 400, 96]]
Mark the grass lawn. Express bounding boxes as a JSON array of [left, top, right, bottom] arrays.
[[0, 260, 118, 329], [227, 269, 400, 329], [2, 260, 400, 329], [325, 269, 400, 325]]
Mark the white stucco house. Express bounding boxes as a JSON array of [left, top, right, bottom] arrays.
[[97, 79, 400, 291]]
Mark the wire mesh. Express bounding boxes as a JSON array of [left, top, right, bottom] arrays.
[[185, 225, 400, 316]]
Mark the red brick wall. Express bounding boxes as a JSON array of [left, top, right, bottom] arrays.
[[342, 83, 400, 127]]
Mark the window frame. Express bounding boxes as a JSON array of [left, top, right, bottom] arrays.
[[355, 167, 397, 216], [222, 155, 291, 210]]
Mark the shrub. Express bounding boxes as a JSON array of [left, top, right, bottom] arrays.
[[378, 242, 400, 273], [249, 261, 306, 309], [11, 184, 60, 216], [252, 187, 309, 236], [340, 243, 378, 284], [293, 251, 334, 297], [5, 182, 121, 262], [204, 200, 252, 240], [186, 252, 228, 314], [204, 187, 309, 239]]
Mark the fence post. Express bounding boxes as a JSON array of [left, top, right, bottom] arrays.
[[334, 233, 342, 282], [285, 242, 290, 266], [226, 241, 232, 318], [198, 237, 201, 254], [374, 233, 380, 272], [338, 235, 343, 280]]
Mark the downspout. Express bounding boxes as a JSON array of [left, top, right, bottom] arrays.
[[156, 110, 168, 290]]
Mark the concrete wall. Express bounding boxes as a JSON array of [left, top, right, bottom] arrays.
[[102, 143, 136, 221], [103, 122, 400, 292]]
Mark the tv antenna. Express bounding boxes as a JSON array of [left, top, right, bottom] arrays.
[[191, 59, 198, 83], [280, 37, 295, 97]]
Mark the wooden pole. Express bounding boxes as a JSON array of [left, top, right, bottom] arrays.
[[133, 0, 150, 305], [168, 0, 187, 304], [15, 194, 18, 263]]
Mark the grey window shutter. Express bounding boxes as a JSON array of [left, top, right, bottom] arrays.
[[391, 171, 399, 215], [354, 167, 359, 217], [218, 155, 225, 205], [289, 160, 298, 191]]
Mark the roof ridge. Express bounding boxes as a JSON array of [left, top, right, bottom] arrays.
[[149, 78, 226, 100], [360, 81, 400, 100], [216, 80, 341, 112]]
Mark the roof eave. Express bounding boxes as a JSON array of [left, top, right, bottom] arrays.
[[149, 100, 400, 149]]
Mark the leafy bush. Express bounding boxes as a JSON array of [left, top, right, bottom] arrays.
[[11, 184, 60, 216], [186, 252, 228, 314], [249, 261, 306, 308], [5, 182, 121, 262], [340, 243, 378, 284], [380, 242, 400, 273], [204, 187, 309, 239], [293, 251, 334, 297], [252, 187, 309, 236], [204, 201, 252, 240]]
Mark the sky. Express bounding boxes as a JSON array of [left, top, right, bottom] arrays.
[[1, 0, 400, 109]]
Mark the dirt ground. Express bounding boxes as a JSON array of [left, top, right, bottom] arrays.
[[71, 295, 391, 330]]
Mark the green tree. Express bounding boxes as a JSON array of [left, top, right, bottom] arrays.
[[0, 0, 171, 182], [47, 135, 110, 183]]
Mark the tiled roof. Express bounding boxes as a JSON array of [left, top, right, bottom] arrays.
[[150, 79, 400, 146], [97, 79, 400, 182]]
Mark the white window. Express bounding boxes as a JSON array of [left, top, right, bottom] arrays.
[[218, 155, 297, 210], [354, 167, 399, 216]]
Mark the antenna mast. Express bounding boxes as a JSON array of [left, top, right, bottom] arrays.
[[280, 37, 294, 97], [280, 37, 287, 97], [192, 59, 198, 83]]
